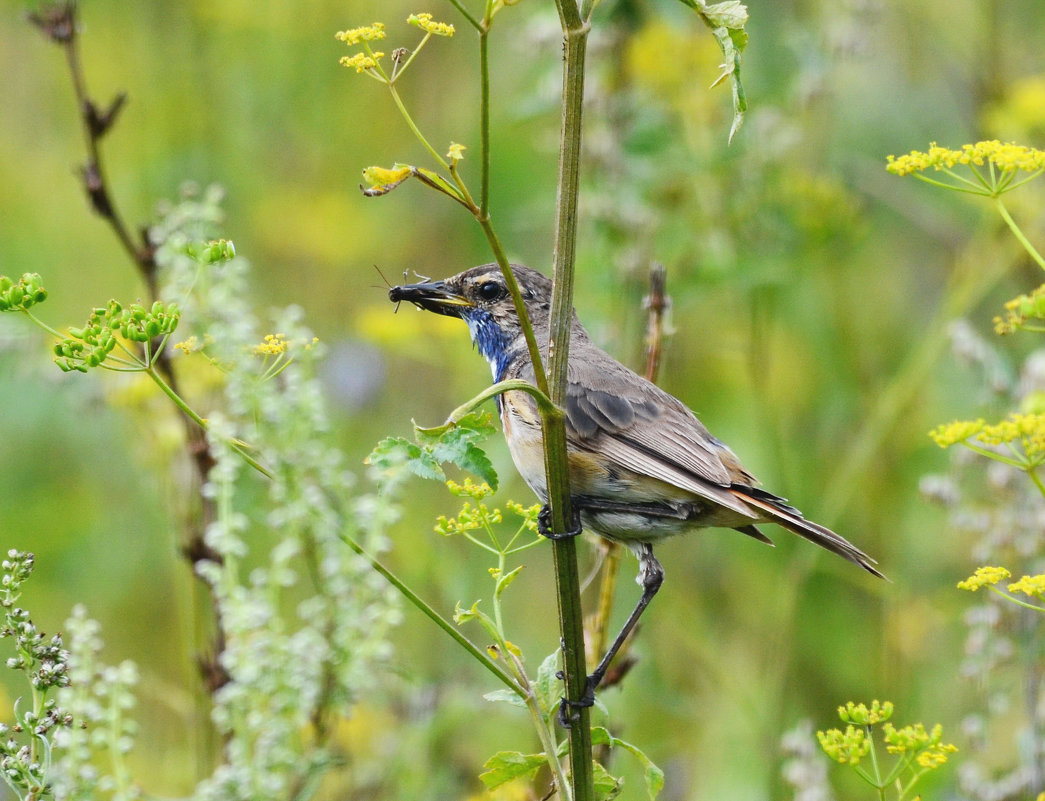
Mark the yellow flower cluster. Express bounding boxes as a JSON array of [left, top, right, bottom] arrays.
[[1008, 573, 1045, 598], [174, 336, 201, 354], [957, 565, 1011, 591], [838, 700, 893, 726], [929, 419, 985, 448], [887, 140, 1045, 176], [335, 23, 386, 45], [504, 500, 540, 530], [817, 725, 870, 765], [408, 12, 455, 37], [253, 333, 288, 356], [995, 284, 1045, 334], [979, 412, 1045, 455], [882, 722, 957, 768], [446, 477, 494, 500], [930, 413, 1045, 460], [340, 52, 384, 73]]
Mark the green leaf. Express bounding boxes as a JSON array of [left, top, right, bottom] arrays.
[[479, 751, 547, 789], [416, 411, 499, 489], [590, 727, 665, 800], [702, 0, 748, 28], [593, 761, 624, 801], [533, 649, 561, 717], [674, 0, 749, 142], [482, 688, 527, 707], [369, 411, 497, 487], [365, 436, 446, 482]]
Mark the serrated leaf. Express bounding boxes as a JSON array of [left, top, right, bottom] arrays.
[[412, 412, 499, 489], [436, 441, 498, 491], [364, 435, 412, 468], [479, 751, 547, 789], [674, 0, 749, 142], [365, 436, 446, 482], [483, 688, 527, 707], [593, 761, 624, 801]]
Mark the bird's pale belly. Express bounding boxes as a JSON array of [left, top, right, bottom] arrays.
[[500, 392, 752, 543]]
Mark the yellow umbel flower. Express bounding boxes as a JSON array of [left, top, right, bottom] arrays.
[[817, 725, 870, 765], [335, 23, 386, 45], [340, 52, 385, 73], [1008, 574, 1045, 598], [957, 565, 1011, 591], [253, 333, 288, 356], [408, 12, 455, 37], [887, 141, 1045, 176], [838, 700, 894, 726], [929, 419, 985, 448], [979, 412, 1045, 458]]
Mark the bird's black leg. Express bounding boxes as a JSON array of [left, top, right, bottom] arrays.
[[557, 544, 664, 727], [537, 503, 583, 541]]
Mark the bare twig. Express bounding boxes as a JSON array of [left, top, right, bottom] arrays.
[[29, 1, 227, 691], [587, 263, 670, 691]]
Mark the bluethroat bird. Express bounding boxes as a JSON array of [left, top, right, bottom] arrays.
[[390, 263, 883, 707]]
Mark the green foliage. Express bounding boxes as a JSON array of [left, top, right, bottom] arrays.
[[367, 411, 499, 490], [674, 0, 748, 141]]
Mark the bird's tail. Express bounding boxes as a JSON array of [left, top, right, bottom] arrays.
[[732, 486, 885, 579]]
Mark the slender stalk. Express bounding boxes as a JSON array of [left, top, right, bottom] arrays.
[[546, 4, 594, 800], [336, 530, 527, 697], [442, 378, 560, 424], [479, 26, 491, 217], [995, 197, 1045, 269]]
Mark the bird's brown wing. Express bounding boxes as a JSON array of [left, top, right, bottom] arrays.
[[564, 350, 759, 519]]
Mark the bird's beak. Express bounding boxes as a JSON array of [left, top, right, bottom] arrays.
[[389, 279, 473, 318]]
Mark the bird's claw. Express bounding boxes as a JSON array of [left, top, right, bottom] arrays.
[[555, 670, 597, 728], [537, 504, 583, 541]]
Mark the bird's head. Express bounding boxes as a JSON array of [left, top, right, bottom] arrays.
[[389, 263, 552, 380]]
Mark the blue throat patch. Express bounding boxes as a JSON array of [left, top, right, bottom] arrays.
[[464, 309, 512, 382]]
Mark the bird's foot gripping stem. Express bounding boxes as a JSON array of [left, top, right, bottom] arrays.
[[555, 670, 599, 728], [537, 503, 583, 541]]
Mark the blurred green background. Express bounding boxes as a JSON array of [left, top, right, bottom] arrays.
[[3, 0, 1045, 798]]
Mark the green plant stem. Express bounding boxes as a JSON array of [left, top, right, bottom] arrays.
[[986, 585, 1045, 613], [336, 530, 527, 698], [546, 4, 594, 800], [507, 650, 572, 801], [387, 83, 451, 174], [479, 24, 491, 218], [994, 197, 1045, 270], [144, 365, 274, 480], [1028, 466, 1045, 498], [476, 218, 552, 397], [442, 378, 560, 424]]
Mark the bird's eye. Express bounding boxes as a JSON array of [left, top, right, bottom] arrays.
[[477, 281, 504, 301]]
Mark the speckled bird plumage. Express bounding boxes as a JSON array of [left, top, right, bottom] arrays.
[[390, 262, 882, 580]]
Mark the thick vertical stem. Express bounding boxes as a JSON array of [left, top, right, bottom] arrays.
[[545, 7, 594, 801]]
